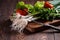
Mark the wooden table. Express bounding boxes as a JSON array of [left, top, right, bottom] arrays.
[[0, 0, 60, 40]]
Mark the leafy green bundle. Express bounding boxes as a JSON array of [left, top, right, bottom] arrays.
[[16, 1, 60, 20]]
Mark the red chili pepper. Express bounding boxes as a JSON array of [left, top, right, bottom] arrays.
[[16, 9, 28, 16], [16, 9, 23, 14], [44, 1, 53, 8]]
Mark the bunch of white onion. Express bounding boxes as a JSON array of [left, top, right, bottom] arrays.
[[10, 13, 37, 33]]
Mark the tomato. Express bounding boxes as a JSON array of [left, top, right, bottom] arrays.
[[44, 1, 53, 8], [16, 9, 28, 16]]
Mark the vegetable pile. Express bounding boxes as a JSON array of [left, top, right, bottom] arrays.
[[15, 1, 60, 20]]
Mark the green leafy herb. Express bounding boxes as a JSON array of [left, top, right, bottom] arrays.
[[16, 1, 60, 20], [34, 1, 45, 11], [16, 1, 25, 9], [25, 4, 34, 13]]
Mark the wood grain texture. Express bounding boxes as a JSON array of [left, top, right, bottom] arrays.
[[54, 33, 60, 40], [0, 0, 17, 23], [0, 0, 60, 40], [0, 31, 54, 40]]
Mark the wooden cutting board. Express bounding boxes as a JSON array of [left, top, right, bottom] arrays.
[[25, 20, 60, 33]]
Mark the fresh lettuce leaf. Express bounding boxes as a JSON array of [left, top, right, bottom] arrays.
[[25, 4, 34, 12], [34, 1, 45, 11], [16, 1, 25, 9]]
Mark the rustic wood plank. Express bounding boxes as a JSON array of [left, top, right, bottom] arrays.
[[46, 33, 54, 40], [20, 33, 50, 40], [54, 26, 60, 40], [0, 29, 55, 40], [0, 0, 17, 23], [9, 32, 54, 40], [54, 33, 60, 40], [24, 33, 54, 40], [0, 0, 17, 40]]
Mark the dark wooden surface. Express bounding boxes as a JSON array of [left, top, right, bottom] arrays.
[[0, 0, 60, 40]]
